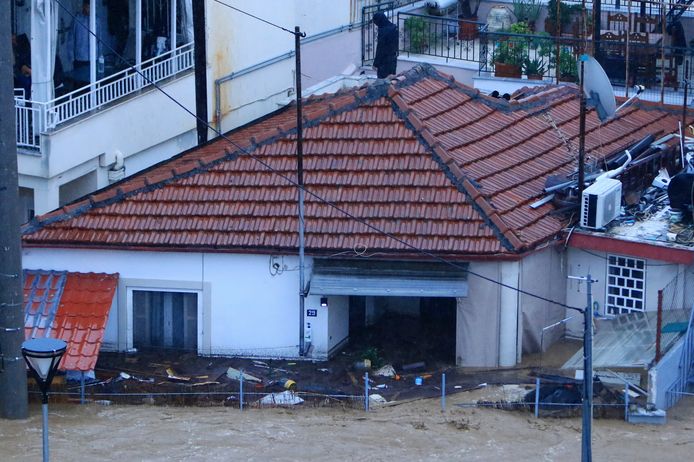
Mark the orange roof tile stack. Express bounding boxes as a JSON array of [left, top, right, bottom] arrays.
[[22, 64, 683, 258]]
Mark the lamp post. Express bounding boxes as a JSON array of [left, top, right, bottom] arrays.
[[21, 338, 66, 462]]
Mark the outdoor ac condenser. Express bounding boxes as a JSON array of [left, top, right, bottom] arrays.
[[580, 178, 622, 230]]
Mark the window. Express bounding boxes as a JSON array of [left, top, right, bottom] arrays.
[[133, 290, 198, 350], [606, 255, 646, 315]]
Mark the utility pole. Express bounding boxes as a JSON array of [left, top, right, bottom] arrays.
[[569, 273, 595, 462], [192, 0, 208, 145], [295, 25, 307, 356], [0, 0, 29, 420]]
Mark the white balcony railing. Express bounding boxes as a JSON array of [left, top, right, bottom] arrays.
[[14, 42, 194, 151]]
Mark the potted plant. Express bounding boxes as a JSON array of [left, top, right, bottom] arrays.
[[558, 47, 578, 82], [512, 0, 542, 32], [545, 0, 581, 36], [492, 22, 531, 78], [404, 16, 430, 53], [458, 0, 481, 40], [523, 57, 546, 80]]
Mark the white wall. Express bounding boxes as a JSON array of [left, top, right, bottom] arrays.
[[209, 0, 363, 134], [565, 247, 687, 336], [457, 260, 501, 367], [22, 247, 309, 358], [519, 246, 567, 354], [327, 295, 349, 353]]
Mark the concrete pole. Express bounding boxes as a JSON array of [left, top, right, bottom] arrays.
[[581, 275, 594, 462], [295, 26, 306, 356], [0, 0, 29, 420]]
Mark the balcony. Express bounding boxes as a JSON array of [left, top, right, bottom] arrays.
[[15, 43, 194, 151], [373, 8, 694, 107]]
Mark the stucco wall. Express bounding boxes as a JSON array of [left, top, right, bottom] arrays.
[[565, 247, 688, 336], [519, 245, 568, 354], [23, 247, 309, 358], [457, 260, 501, 367]]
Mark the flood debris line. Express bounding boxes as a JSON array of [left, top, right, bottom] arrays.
[[258, 391, 304, 406], [166, 368, 191, 383], [226, 368, 261, 383]]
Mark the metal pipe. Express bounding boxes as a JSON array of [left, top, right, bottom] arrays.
[[80, 371, 85, 404], [578, 57, 587, 200], [535, 377, 540, 419], [239, 369, 244, 411], [655, 290, 663, 363], [364, 372, 370, 412], [441, 373, 446, 411], [42, 401, 49, 462]]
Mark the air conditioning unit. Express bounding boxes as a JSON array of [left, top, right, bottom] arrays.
[[580, 178, 622, 229]]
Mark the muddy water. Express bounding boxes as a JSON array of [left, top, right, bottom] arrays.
[[1, 391, 693, 461]]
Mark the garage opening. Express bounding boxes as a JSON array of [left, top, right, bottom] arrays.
[[348, 296, 457, 364], [311, 259, 467, 366], [133, 290, 198, 351]]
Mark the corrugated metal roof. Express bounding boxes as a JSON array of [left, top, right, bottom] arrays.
[[21, 64, 684, 257], [23, 270, 118, 372]]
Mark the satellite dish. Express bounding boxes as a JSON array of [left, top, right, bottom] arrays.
[[578, 55, 616, 122]]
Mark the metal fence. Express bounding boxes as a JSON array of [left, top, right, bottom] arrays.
[[398, 12, 487, 63], [662, 271, 694, 408], [36, 370, 643, 421], [393, 11, 694, 107], [14, 42, 194, 151]]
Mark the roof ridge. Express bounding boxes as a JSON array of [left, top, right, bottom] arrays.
[[387, 83, 526, 252]]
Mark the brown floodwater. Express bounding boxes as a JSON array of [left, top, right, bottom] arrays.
[[1, 388, 693, 461]]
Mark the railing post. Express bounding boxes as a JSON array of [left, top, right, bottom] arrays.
[[239, 369, 244, 411], [534, 376, 541, 418], [364, 372, 369, 412], [656, 289, 663, 363], [441, 373, 446, 412], [624, 385, 629, 422]]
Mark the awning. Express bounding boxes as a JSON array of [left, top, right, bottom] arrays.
[[24, 270, 118, 371], [310, 259, 468, 298]]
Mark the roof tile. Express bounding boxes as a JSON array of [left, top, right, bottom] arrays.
[[23, 270, 118, 371], [22, 64, 683, 256]]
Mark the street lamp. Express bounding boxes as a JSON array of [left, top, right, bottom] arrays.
[[21, 338, 66, 462]]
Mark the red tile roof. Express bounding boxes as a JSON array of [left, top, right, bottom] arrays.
[[21, 64, 684, 258], [24, 270, 118, 371]]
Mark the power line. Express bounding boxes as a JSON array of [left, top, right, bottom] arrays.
[[51, 0, 582, 313], [211, 0, 298, 36]]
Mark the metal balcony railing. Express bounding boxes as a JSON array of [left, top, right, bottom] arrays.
[[14, 42, 194, 151]]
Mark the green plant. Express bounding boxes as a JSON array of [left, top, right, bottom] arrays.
[[360, 347, 383, 369], [523, 56, 546, 76], [512, 0, 542, 24], [547, 0, 581, 29], [558, 47, 578, 80], [404, 16, 430, 53], [492, 22, 531, 67]]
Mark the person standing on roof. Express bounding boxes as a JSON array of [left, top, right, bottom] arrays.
[[372, 12, 398, 79]]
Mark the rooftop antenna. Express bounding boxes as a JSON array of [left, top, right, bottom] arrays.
[[579, 55, 617, 123], [577, 54, 618, 200]]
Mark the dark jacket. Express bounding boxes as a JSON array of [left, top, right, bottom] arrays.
[[373, 12, 398, 78]]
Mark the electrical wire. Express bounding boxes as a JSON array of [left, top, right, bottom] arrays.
[[211, 0, 299, 36], [51, 0, 584, 313]]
